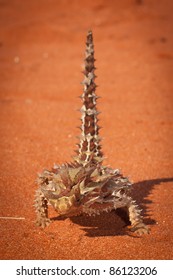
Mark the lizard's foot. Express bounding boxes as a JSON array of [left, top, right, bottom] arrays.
[[35, 217, 51, 228], [131, 222, 150, 235]]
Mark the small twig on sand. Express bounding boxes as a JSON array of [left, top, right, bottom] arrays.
[[0, 216, 25, 220]]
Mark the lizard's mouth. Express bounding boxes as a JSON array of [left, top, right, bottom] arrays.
[[48, 194, 82, 216]]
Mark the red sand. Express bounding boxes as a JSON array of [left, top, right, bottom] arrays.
[[0, 0, 173, 260]]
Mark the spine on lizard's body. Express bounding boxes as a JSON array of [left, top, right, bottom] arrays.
[[74, 30, 103, 166]]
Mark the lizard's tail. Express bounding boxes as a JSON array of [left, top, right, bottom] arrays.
[[74, 30, 103, 166]]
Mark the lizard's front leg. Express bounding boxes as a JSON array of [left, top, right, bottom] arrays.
[[127, 198, 149, 235], [113, 193, 149, 235], [34, 189, 51, 228]]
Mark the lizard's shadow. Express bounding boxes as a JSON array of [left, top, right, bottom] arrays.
[[52, 177, 173, 237]]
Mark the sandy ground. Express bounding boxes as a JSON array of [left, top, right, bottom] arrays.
[[0, 0, 173, 260]]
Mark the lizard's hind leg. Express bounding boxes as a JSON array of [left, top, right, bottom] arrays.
[[34, 189, 50, 228]]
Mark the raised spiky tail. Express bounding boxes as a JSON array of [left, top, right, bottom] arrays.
[[74, 30, 103, 166]]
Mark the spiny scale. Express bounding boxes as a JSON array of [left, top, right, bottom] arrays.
[[34, 30, 149, 235], [74, 30, 103, 165]]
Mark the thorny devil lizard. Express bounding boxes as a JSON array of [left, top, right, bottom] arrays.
[[35, 30, 149, 235]]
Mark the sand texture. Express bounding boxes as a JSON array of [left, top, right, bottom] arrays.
[[0, 0, 173, 259]]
